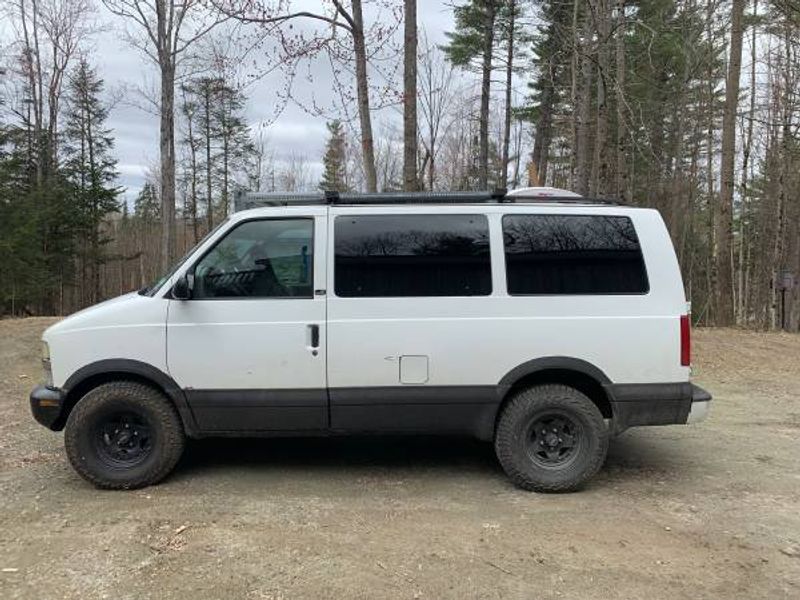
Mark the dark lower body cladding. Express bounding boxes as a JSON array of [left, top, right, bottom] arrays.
[[165, 383, 712, 439], [184, 386, 499, 439], [31, 382, 712, 438], [605, 382, 712, 434]]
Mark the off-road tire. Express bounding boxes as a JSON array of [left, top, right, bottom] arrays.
[[64, 381, 185, 490], [495, 384, 609, 493]]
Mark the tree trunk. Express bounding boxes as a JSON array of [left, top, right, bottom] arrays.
[[593, 0, 612, 197], [478, 1, 496, 190], [500, 0, 515, 190], [715, 0, 745, 326], [615, 0, 629, 202], [569, 0, 580, 183], [704, 0, 717, 323], [403, 0, 418, 191], [771, 21, 792, 329], [86, 101, 100, 304], [222, 132, 229, 217], [188, 118, 199, 244], [159, 61, 176, 270], [531, 56, 555, 186], [573, 11, 593, 197], [351, 0, 378, 192], [738, 0, 758, 324], [204, 84, 213, 232]]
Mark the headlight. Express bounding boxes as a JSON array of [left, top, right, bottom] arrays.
[[41, 341, 52, 387]]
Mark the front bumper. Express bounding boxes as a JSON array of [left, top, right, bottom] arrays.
[[606, 382, 712, 434], [30, 385, 66, 430]]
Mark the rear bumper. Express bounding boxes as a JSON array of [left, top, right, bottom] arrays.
[[30, 385, 66, 430], [605, 382, 712, 434]]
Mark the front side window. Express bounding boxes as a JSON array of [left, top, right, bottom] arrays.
[[193, 219, 313, 299], [503, 214, 648, 295], [334, 214, 491, 297]]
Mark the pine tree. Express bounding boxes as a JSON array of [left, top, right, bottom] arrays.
[[213, 83, 256, 217], [443, 0, 502, 189], [319, 120, 350, 192], [179, 78, 256, 228], [0, 126, 39, 314], [134, 182, 160, 223], [63, 59, 121, 304]]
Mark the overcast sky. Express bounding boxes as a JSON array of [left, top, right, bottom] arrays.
[[84, 2, 461, 204]]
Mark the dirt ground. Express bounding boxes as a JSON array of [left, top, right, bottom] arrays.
[[0, 318, 798, 599]]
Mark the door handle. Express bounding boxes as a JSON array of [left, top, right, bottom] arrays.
[[308, 324, 320, 351]]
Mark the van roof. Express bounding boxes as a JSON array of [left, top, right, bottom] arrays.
[[232, 187, 625, 212]]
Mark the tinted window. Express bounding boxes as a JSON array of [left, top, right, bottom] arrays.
[[503, 215, 648, 295], [193, 219, 313, 299], [335, 214, 491, 297]]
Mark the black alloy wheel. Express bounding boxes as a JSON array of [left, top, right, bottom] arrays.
[[526, 411, 583, 469], [93, 410, 153, 468]]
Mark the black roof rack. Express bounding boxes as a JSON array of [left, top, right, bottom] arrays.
[[232, 189, 624, 211]]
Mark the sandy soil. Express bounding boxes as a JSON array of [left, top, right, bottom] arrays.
[[0, 318, 798, 599]]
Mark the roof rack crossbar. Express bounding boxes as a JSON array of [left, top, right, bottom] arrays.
[[232, 189, 624, 211]]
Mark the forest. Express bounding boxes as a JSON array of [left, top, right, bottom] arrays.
[[0, 0, 798, 330]]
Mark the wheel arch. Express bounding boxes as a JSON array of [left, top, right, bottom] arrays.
[[490, 357, 614, 436], [56, 360, 198, 436]]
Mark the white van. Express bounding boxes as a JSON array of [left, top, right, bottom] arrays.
[[30, 188, 711, 492]]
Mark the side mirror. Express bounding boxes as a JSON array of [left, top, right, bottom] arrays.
[[172, 274, 193, 300]]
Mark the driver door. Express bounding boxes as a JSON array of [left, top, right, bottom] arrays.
[[167, 209, 327, 432]]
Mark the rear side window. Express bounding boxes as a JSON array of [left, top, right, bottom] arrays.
[[334, 214, 491, 297], [502, 214, 648, 295]]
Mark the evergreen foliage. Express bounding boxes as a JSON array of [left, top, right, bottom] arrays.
[[319, 120, 350, 192]]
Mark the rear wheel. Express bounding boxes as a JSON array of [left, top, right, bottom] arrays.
[[494, 384, 608, 492], [64, 381, 185, 489]]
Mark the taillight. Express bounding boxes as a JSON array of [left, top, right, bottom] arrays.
[[680, 314, 691, 366]]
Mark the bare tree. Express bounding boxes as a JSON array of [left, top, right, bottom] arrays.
[[210, 0, 403, 193], [7, 0, 93, 184], [277, 151, 312, 192], [374, 121, 402, 191], [101, 0, 228, 269], [418, 33, 457, 191]]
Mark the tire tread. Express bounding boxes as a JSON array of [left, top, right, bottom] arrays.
[[494, 384, 608, 493], [64, 381, 185, 490]]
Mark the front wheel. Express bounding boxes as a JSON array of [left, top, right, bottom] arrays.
[[64, 381, 185, 489], [494, 384, 609, 493]]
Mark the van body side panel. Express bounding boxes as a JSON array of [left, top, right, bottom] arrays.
[[325, 205, 689, 434]]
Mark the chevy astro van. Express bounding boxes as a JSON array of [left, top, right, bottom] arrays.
[[30, 187, 711, 492]]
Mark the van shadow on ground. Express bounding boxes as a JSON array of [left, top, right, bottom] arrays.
[[173, 432, 683, 484]]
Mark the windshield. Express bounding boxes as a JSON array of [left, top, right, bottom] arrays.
[[141, 218, 230, 297]]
